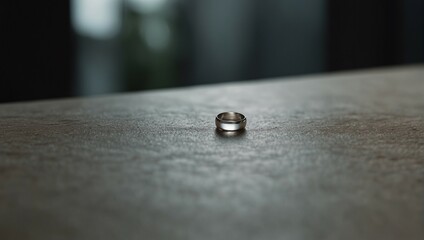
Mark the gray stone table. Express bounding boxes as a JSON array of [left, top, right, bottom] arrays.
[[1, 65, 423, 240]]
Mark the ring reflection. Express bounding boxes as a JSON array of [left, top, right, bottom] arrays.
[[215, 128, 246, 138]]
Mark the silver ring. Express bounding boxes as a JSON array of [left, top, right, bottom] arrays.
[[215, 112, 247, 131]]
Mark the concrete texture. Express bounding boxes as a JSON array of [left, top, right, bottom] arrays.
[[0, 65, 423, 240]]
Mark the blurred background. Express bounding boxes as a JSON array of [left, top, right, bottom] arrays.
[[1, 0, 423, 103]]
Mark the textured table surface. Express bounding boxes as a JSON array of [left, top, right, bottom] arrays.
[[1, 65, 424, 240]]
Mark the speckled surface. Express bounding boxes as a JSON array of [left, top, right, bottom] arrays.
[[0, 66, 423, 240]]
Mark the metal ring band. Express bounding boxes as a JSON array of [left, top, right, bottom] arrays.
[[215, 112, 247, 131]]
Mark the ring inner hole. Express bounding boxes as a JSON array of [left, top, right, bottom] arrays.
[[221, 112, 241, 121]]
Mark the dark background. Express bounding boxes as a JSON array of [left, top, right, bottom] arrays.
[[1, 0, 423, 103]]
